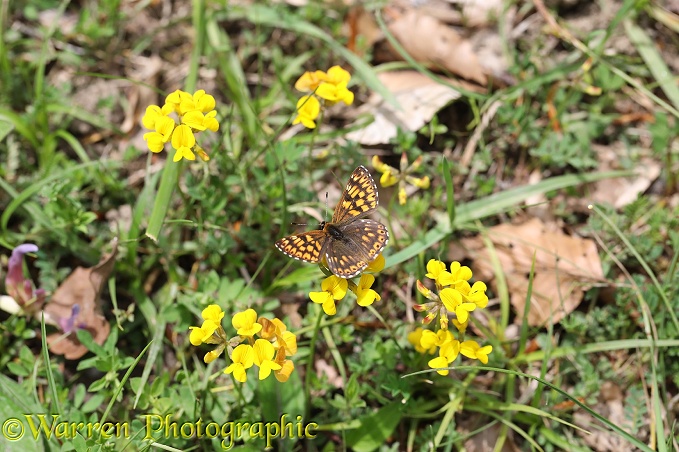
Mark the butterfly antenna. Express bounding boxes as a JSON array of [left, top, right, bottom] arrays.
[[324, 191, 329, 220]]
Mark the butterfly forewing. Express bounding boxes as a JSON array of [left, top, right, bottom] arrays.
[[331, 166, 379, 224], [275, 230, 329, 263]]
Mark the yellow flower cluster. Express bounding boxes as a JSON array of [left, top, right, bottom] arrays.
[[189, 305, 297, 383], [409, 259, 492, 375], [309, 254, 384, 315], [142, 89, 219, 162], [293, 66, 354, 129], [372, 154, 430, 205]]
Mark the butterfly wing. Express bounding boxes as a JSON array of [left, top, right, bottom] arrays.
[[325, 219, 389, 278], [331, 165, 379, 224], [275, 229, 329, 263]]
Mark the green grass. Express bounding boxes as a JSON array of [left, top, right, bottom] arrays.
[[1, 1, 678, 451]]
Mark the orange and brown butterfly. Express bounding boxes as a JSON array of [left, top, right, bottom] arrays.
[[275, 166, 389, 278]]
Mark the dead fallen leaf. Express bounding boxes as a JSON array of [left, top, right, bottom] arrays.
[[346, 70, 466, 145], [589, 143, 661, 208], [344, 6, 383, 56], [388, 10, 487, 85], [461, 0, 505, 27], [315, 358, 343, 389], [45, 239, 117, 359], [460, 218, 604, 327]]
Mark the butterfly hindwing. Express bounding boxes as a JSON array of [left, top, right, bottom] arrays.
[[331, 165, 379, 224], [326, 219, 389, 278]]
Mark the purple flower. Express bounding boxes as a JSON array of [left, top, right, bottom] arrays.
[[58, 305, 85, 334], [5, 243, 45, 312]]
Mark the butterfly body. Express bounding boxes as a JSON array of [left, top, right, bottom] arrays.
[[276, 166, 389, 278]]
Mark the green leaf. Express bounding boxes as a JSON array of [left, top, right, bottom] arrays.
[[145, 160, 181, 242], [345, 401, 402, 452], [0, 118, 14, 142], [625, 19, 679, 112]]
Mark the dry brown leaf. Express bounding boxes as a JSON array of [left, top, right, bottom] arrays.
[[45, 239, 117, 359], [346, 70, 464, 145], [388, 10, 487, 85], [461, 0, 504, 27], [589, 143, 661, 208], [344, 6, 383, 56], [461, 218, 604, 327]]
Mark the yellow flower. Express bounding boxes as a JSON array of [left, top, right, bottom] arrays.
[[201, 304, 225, 323], [273, 347, 295, 383], [427, 335, 460, 375], [253, 339, 282, 380], [232, 308, 262, 337], [440, 287, 476, 323], [188, 304, 228, 362], [188, 320, 219, 346], [351, 274, 381, 307], [192, 89, 217, 113], [425, 259, 453, 286], [379, 170, 398, 187], [324, 66, 351, 86], [170, 124, 196, 162], [142, 89, 219, 162], [439, 338, 461, 363], [427, 356, 450, 375], [141, 104, 174, 131], [309, 275, 348, 316], [224, 344, 255, 383], [166, 89, 216, 115], [182, 110, 213, 131], [295, 70, 327, 92], [372, 154, 430, 205], [420, 328, 451, 349], [143, 132, 166, 153], [293, 95, 321, 129], [413, 260, 492, 367], [260, 317, 298, 355], [439, 262, 473, 286], [460, 341, 492, 364], [365, 254, 385, 273], [316, 81, 354, 106], [203, 347, 224, 364], [408, 328, 436, 354], [257, 317, 277, 340], [467, 281, 489, 308]]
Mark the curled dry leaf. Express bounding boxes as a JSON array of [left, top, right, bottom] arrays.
[[346, 70, 465, 145], [45, 239, 118, 359], [460, 218, 604, 327], [387, 10, 487, 85], [589, 143, 661, 208]]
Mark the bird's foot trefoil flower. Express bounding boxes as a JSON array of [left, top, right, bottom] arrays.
[[141, 89, 219, 162], [310, 254, 386, 315], [372, 154, 430, 205], [293, 65, 354, 129], [411, 259, 493, 373], [188, 305, 298, 383]]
